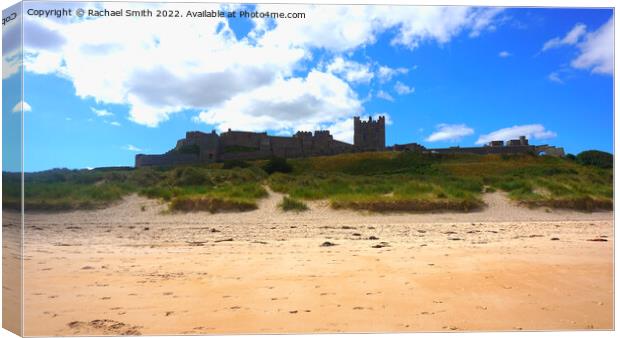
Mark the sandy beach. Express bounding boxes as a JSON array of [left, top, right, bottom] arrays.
[[6, 191, 613, 335]]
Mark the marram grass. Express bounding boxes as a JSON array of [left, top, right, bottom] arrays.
[[4, 151, 612, 213]]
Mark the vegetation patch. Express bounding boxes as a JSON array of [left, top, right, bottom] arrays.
[[169, 196, 257, 213], [278, 196, 309, 212], [330, 196, 483, 212], [521, 197, 613, 212], [222, 159, 250, 169], [576, 150, 613, 169], [263, 157, 293, 174], [6, 150, 612, 213]]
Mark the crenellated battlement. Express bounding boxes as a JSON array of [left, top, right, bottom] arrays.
[[353, 116, 385, 151]]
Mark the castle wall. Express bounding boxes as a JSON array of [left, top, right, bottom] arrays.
[[176, 131, 220, 162], [135, 153, 200, 167], [269, 136, 304, 158], [219, 131, 269, 150], [429, 145, 536, 155], [392, 143, 426, 152], [218, 150, 273, 161], [135, 115, 561, 168]]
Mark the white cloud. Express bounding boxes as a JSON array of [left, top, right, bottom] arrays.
[[476, 124, 556, 145], [376, 90, 394, 102], [21, 4, 504, 130], [3, 51, 21, 79], [123, 144, 142, 152], [571, 17, 613, 75], [326, 118, 356, 144], [193, 70, 362, 133], [542, 23, 587, 51], [547, 72, 563, 84], [23, 3, 307, 128], [326, 56, 374, 84], [2, 5, 22, 79], [377, 65, 409, 82], [425, 123, 474, 142], [498, 51, 511, 58], [253, 5, 502, 51], [12, 101, 32, 113], [109, 121, 121, 127], [394, 81, 415, 95], [91, 107, 113, 117]]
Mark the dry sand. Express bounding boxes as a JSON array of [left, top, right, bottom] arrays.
[[4, 191, 613, 335]]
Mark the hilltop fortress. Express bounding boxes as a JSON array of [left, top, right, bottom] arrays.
[[135, 116, 564, 167]]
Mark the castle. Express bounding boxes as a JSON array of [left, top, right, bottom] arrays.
[[135, 115, 564, 167], [135, 116, 385, 167]]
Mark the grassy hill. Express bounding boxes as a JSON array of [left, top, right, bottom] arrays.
[[3, 151, 613, 213]]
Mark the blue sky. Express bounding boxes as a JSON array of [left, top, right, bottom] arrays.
[[2, 3, 614, 172]]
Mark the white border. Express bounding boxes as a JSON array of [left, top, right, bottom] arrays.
[[0, 1, 616, 338]]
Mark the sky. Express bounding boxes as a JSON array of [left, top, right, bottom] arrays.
[[1, 2, 614, 172]]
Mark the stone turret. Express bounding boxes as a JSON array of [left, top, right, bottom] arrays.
[[354, 116, 385, 151]]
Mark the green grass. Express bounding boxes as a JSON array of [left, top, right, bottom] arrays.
[[5, 151, 612, 212], [278, 196, 309, 212], [169, 196, 258, 213]]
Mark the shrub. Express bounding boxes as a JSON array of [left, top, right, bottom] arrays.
[[172, 167, 211, 186], [523, 196, 612, 211], [330, 197, 483, 212], [576, 150, 613, 169], [565, 153, 577, 161], [263, 157, 293, 174], [222, 159, 250, 169], [279, 196, 309, 212], [169, 196, 257, 213]]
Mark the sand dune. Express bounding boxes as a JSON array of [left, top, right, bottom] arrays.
[[8, 191, 613, 335]]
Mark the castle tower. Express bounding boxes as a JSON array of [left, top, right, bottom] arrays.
[[354, 116, 385, 151]]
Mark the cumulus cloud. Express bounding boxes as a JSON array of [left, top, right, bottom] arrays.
[[252, 5, 503, 51], [123, 144, 142, 152], [24, 20, 66, 51], [376, 90, 394, 101], [326, 57, 374, 84], [476, 124, 556, 145], [23, 3, 307, 127], [425, 123, 474, 142], [498, 51, 511, 58], [542, 23, 587, 51], [394, 81, 415, 95], [192, 70, 362, 133], [109, 121, 121, 127], [3, 52, 21, 80], [571, 17, 613, 75], [541, 18, 613, 75], [2, 3, 23, 79], [377, 65, 409, 82], [12, 101, 32, 113], [21, 3, 504, 131]]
